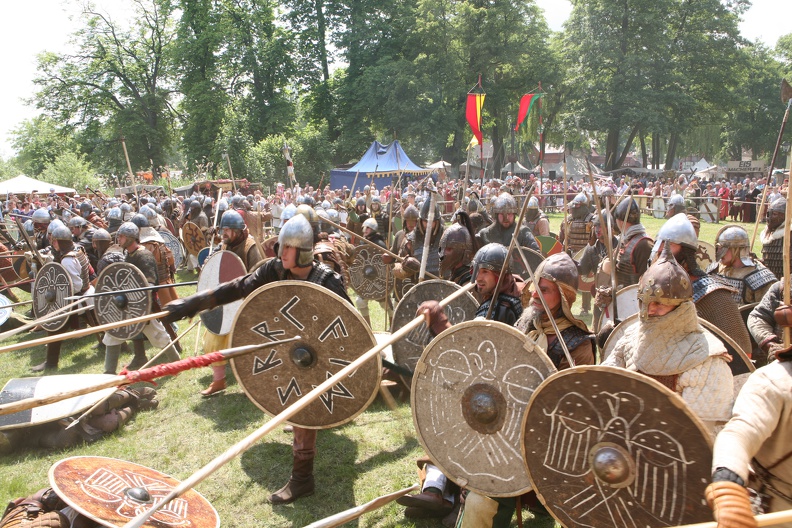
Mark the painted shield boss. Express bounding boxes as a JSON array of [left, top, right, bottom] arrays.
[[391, 279, 478, 372], [349, 245, 390, 301], [229, 281, 380, 429], [412, 320, 555, 497], [198, 250, 246, 335], [49, 456, 219, 528], [33, 262, 73, 332], [95, 262, 151, 340], [160, 230, 184, 269], [181, 221, 205, 257], [522, 365, 713, 528]]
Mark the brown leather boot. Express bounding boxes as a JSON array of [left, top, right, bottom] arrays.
[[32, 342, 61, 372], [270, 457, 315, 504], [200, 379, 226, 397]]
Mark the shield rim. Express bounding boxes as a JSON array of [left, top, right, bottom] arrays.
[[0, 293, 11, 327], [228, 280, 381, 429], [521, 364, 714, 528], [49, 455, 220, 528], [33, 261, 73, 332], [94, 262, 152, 340], [413, 319, 556, 497], [197, 250, 246, 335]]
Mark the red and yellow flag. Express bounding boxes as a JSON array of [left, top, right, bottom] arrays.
[[466, 93, 485, 148]]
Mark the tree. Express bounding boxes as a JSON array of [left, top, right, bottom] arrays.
[[40, 151, 101, 190], [10, 116, 78, 176], [32, 0, 178, 174]]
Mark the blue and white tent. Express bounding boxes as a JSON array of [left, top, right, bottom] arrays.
[[330, 141, 432, 191]]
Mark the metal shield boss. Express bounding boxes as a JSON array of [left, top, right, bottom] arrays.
[[412, 320, 556, 497], [391, 279, 479, 372], [198, 250, 246, 335], [229, 281, 380, 429], [32, 262, 73, 332], [95, 262, 151, 340], [181, 221, 206, 257], [50, 456, 219, 528], [522, 365, 714, 528]]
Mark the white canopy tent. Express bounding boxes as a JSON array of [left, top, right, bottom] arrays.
[[0, 175, 77, 197]]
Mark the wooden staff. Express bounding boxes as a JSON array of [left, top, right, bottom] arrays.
[[750, 80, 792, 253], [348, 169, 362, 200], [0, 337, 300, 418], [304, 484, 420, 528], [418, 187, 438, 282], [784, 180, 792, 347], [562, 149, 568, 250], [676, 508, 792, 528], [64, 281, 198, 301], [321, 217, 442, 281], [586, 159, 618, 320], [0, 311, 169, 355], [121, 282, 476, 528], [66, 319, 201, 429], [224, 151, 237, 194], [485, 183, 535, 320], [515, 244, 575, 367], [0, 299, 33, 309], [207, 188, 224, 258], [120, 135, 141, 205], [0, 298, 88, 342]]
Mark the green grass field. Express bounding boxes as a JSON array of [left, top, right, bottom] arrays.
[[0, 213, 759, 527]]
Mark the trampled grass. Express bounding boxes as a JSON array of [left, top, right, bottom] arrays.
[[0, 212, 757, 527]]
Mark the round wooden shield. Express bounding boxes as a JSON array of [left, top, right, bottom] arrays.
[[181, 221, 205, 257], [0, 374, 118, 431], [197, 247, 211, 267], [600, 313, 755, 377], [696, 241, 716, 271], [652, 196, 666, 219], [597, 283, 639, 332], [573, 247, 596, 293], [262, 236, 279, 259], [413, 321, 556, 497], [512, 246, 545, 281], [198, 250, 246, 335], [536, 235, 563, 257], [33, 262, 74, 332], [12, 255, 29, 279], [391, 279, 479, 373], [50, 456, 219, 528], [95, 263, 152, 340], [393, 276, 416, 301], [229, 281, 381, 429], [160, 230, 184, 269], [349, 245, 390, 301], [0, 293, 11, 327], [699, 201, 718, 223], [522, 365, 714, 528]]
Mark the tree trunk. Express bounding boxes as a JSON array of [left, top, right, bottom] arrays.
[[614, 124, 639, 169], [640, 131, 648, 168], [652, 134, 661, 170], [605, 128, 620, 171], [665, 132, 679, 170]]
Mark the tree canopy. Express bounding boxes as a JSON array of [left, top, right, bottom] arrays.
[[4, 0, 791, 188]]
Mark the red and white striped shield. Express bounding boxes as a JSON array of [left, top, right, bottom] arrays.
[[198, 250, 246, 335]]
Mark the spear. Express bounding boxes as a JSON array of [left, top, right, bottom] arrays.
[[63, 281, 198, 301], [120, 135, 141, 205], [0, 337, 301, 418]]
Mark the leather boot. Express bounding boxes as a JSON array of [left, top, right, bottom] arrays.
[[270, 457, 315, 504], [201, 365, 226, 397], [126, 342, 148, 371], [32, 342, 61, 372], [104, 345, 122, 375]]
